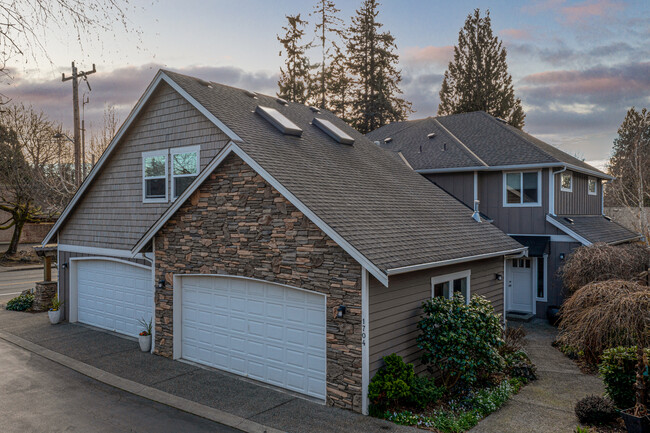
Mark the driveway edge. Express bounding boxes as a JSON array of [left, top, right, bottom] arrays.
[[0, 331, 285, 433]]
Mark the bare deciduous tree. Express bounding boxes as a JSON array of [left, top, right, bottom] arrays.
[[88, 104, 119, 167]]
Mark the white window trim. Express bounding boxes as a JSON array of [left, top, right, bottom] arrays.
[[142, 149, 168, 203], [171, 145, 201, 200], [502, 170, 542, 207], [534, 255, 548, 302], [431, 269, 471, 304], [560, 172, 573, 192], [588, 177, 597, 196]]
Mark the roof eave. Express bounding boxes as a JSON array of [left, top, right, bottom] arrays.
[[417, 163, 613, 180]]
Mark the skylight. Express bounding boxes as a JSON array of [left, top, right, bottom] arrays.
[[255, 106, 302, 136], [312, 117, 354, 145]]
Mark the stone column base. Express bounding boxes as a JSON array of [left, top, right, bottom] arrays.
[[32, 281, 57, 312]]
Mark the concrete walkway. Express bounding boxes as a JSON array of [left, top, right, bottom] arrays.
[[0, 308, 416, 433], [470, 319, 605, 433]]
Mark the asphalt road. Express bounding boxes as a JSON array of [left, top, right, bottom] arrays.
[[0, 268, 56, 302], [0, 338, 241, 433]]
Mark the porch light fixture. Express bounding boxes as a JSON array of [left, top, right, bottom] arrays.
[[495, 273, 503, 281], [337, 305, 346, 318], [62, 262, 69, 269], [559, 253, 566, 260], [157, 279, 166, 289]]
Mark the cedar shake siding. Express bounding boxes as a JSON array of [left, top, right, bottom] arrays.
[[368, 256, 504, 377], [555, 170, 602, 215], [58, 81, 230, 250], [154, 154, 364, 412]]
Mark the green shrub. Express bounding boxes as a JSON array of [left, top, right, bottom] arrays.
[[574, 395, 617, 425], [417, 294, 505, 387], [6, 293, 34, 311], [599, 346, 650, 409], [504, 350, 537, 382], [407, 375, 445, 410]]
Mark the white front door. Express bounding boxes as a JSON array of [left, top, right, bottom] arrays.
[[178, 275, 327, 400], [506, 258, 534, 313]]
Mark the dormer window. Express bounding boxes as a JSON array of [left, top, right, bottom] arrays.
[[561, 172, 573, 192], [143, 150, 168, 203], [503, 171, 541, 207]]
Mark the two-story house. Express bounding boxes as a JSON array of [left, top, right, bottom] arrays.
[[367, 111, 641, 318]]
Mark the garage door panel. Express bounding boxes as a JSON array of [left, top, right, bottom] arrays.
[[76, 259, 152, 338], [181, 276, 326, 399]]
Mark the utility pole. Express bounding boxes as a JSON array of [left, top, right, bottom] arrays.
[[62, 62, 95, 187]]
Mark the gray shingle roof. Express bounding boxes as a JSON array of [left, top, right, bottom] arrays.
[[161, 70, 524, 273], [548, 214, 641, 244], [367, 111, 608, 176]]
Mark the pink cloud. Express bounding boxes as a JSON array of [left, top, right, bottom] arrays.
[[500, 28, 533, 40], [402, 46, 454, 67], [560, 0, 625, 23]]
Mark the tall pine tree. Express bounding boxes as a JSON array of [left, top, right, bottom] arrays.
[[277, 14, 314, 104], [327, 42, 353, 121], [311, 0, 344, 109], [346, 0, 411, 134], [438, 9, 525, 129]]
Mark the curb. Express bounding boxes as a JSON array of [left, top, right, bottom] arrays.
[[0, 331, 285, 433], [0, 265, 49, 273]]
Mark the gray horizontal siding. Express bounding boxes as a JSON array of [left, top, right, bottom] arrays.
[[59, 81, 230, 249], [555, 170, 601, 215], [368, 256, 505, 377]]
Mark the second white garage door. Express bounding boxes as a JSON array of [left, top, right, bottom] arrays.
[[179, 276, 327, 400]]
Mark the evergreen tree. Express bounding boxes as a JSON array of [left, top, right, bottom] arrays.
[[346, 0, 412, 134], [327, 42, 353, 121], [438, 9, 525, 129], [277, 14, 314, 104], [311, 0, 345, 109]]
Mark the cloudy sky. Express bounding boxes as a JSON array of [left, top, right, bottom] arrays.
[[3, 0, 649, 169]]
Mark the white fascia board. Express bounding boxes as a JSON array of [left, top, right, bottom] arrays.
[[41, 70, 242, 246], [506, 233, 578, 243], [58, 244, 152, 261], [545, 215, 592, 246], [386, 247, 528, 276], [131, 142, 390, 287], [416, 163, 612, 180]]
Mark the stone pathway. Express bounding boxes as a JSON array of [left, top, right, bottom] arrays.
[[470, 319, 604, 433]]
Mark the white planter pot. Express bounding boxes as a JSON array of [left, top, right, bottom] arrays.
[[138, 334, 152, 352], [48, 309, 61, 325]]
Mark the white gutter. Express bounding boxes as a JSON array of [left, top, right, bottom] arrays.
[[386, 247, 528, 276], [416, 162, 613, 180]]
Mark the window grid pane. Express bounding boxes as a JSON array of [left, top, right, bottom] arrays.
[[537, 257, 545, 298], [144, 155, 166, 177], [506, 173, 521, 204], [522, 172, 538, 203], [173, 152, 198, 175]]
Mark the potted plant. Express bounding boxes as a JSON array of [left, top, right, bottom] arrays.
[[48, 296, 62, 324], [138, 317, 152, 352], [558, 280, 650, 433]]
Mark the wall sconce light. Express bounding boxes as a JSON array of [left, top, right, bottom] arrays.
[[337, 305, 346, 318], [157, 279, 166, 289], [495, 273, 503, 281], [559, 253, 565, 260], [62, 262, 69, 269]]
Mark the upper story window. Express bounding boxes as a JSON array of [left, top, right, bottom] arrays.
[[172, 146, 200, 199], [431, 270, 471, 304], [588, 177, 597, 195], [560, 172, 573, 192], [143, 150, 168, 203], [503, 171, 541, 207]]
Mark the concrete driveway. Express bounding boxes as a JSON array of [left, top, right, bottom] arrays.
[[0, 338, 239, 433], [0, 267, 57, 303]]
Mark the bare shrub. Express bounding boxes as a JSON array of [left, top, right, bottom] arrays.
[[560, 243, 649, 294]]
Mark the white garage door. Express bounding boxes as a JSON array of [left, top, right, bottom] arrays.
[[180, 276, 327, 400], [76, 259, 153, 337]]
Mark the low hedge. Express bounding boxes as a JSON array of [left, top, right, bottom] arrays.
[[599, 346, 650, 409]]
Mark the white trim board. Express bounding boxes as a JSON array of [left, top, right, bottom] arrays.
[[131, 142, 390, 287], [507, 233, 578, 243], [545, 215, 591, 246], [416, 162, 612, 180], [41, 70, 242, 246], [361, 268, 370, 415], [58, 244, 152, 261]]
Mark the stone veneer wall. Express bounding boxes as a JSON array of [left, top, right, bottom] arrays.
[[154, 154, 363, 411]]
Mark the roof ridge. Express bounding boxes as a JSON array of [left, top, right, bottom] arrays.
[[432, 118, 488, 167]]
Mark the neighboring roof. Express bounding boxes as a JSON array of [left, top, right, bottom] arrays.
[[46, 69, 526, 285], [367, 111, 611, 179], [546, 214, 642, 245], [511, 235, 550, 257]]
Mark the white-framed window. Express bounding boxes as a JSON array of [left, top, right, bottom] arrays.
[[535, 255, 547, 301], [588, 177, 597, 195], [431, 270, 471, 304], [503, 170, 541, 207], [560, 172, 573, 192], [171, 145, 200, 199], [142, 150, 168, 203]]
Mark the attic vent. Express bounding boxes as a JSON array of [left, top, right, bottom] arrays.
[[604, 215, 612, 221], [374, 141, 380, 146], [384, 137, 392, 143], [197, 78, 212, 88], [309, 106, 321, 113], [564, 217, 574, 224], [255, 106, 302, 136], [276, 97, 289, 106], [312, 117, 354, 145], [495, 117, 507, 124], [243, 90, 258, 99], [442, 143, 447, 151], [427, 133, 436, 139]]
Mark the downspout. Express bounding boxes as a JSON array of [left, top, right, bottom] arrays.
[[549, 166, 567, 216]]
